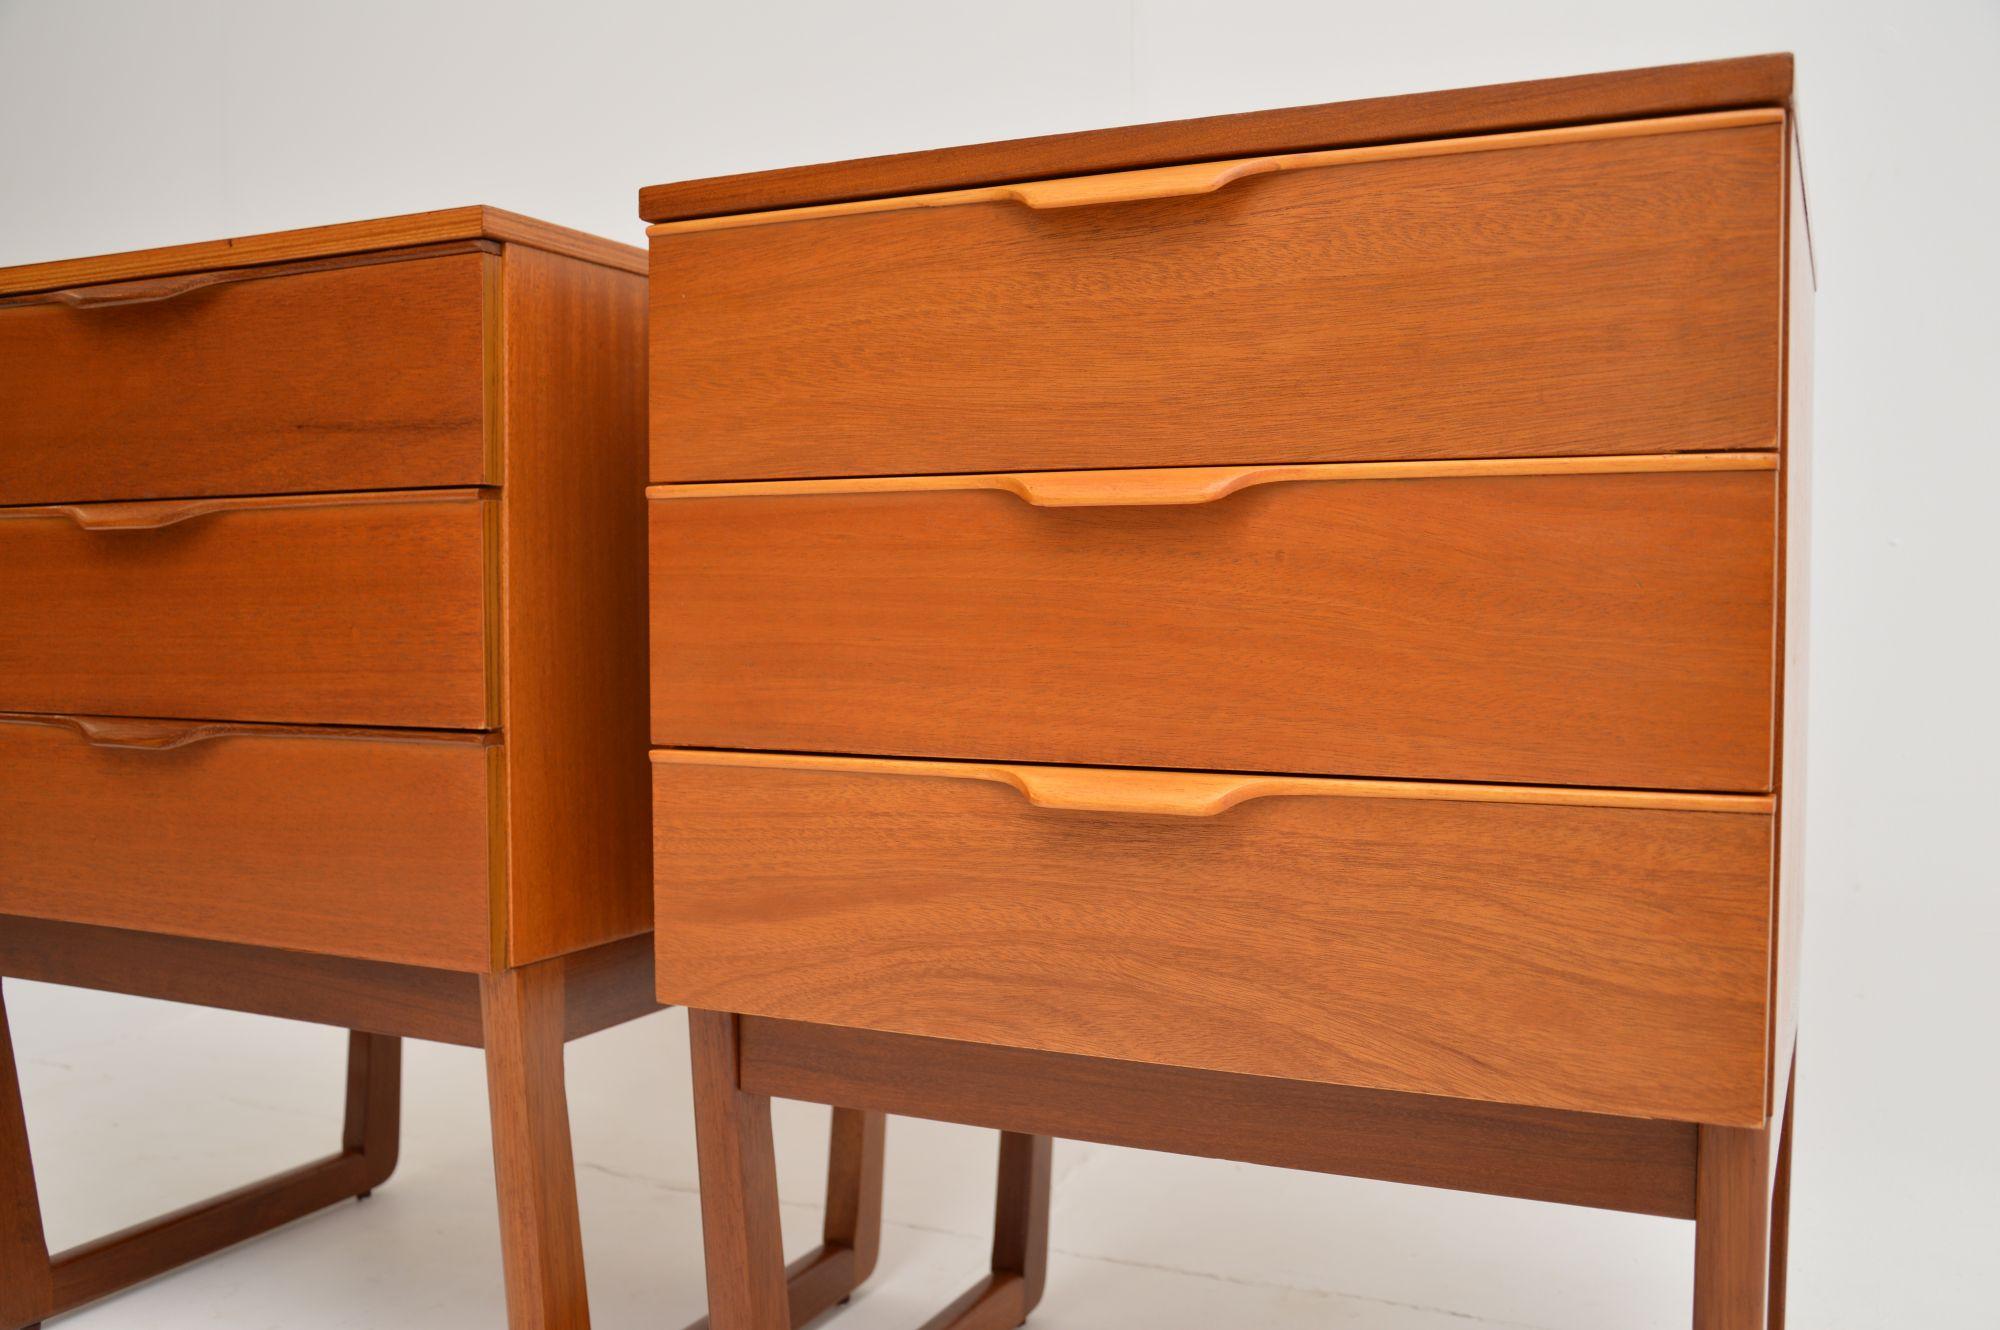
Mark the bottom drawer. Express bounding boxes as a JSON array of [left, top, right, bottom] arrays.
[[654, 750, 1776, 1124], [0, 715, 496, 970]]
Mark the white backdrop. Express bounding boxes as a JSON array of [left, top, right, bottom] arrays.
[[3, 2, 1996, 1327]]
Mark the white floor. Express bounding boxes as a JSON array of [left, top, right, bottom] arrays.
[[5, 979, 1719, 1330]]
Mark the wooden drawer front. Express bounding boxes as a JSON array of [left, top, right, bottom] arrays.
[[0, 251, 488, 506], [653, 752, 1775, 1124], [649, 116, 1782, 482], [0, 716, 494, 969], [0, 490, 492, 729], [650, 460, 1777, 793]]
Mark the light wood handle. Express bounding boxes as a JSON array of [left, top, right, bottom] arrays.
[[49, 271, 232, 309], [0, 713, 502, 752], [10, 489, 485, 532], [998, 766, 1284, 817], [650, 750, 1777, 816], [1000, 158, 1278, 209], [997, 466, 1281, 507], [49, 499, 229, 531], [46, 716, 246, 751], [648, 454, 1779, 507]]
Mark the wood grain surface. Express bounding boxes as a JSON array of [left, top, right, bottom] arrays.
[[0, 489, 493, 729], [0, 716, 494, 970], [1695, 1111, 1779, 1326], [648, 122, 1782, 481], [0, 917, 663, 1046], [638, 53, 1792, 221], [655, 759, 1775, 1123], [650, 468, 1778, 793], [735, 1018, 1701, 1218], [495, 246, 652, 965], [481, 962, 590, 1329], [650, 110, 1777, 234], [0, 252, 489, 505], [0, 915, 488, 1044], [688, 1010, 793, 1330], [0, 205, 644, 296]]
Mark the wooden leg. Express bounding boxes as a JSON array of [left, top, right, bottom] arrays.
[[822, 1106, 887, 1288], [688, 1010, 790, 1330], [1694, 1045, 1797, 1330], [685, 1010, 887, 1330], [776, 1106, 887, 1325], [992, 1131, 1053, 1317], [1, 979, 400, 1329], [683, 1013, 1051, 1330], [345, 1030, 403, 1196], [1, 983, 54, 1330], [484, 963, 589, 1330], [1694, 1119, 1771, 1329], [917, 1132, 1055, 1330], [1768, 1056, 1796, 1330]]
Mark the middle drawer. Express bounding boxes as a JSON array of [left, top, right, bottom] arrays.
[[0, 489, 493, 729], [650, 457, 1777, 793]]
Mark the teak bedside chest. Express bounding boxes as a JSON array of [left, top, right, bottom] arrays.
[[645, 54, 1809, 1329], [0, 210, 883, 1329]]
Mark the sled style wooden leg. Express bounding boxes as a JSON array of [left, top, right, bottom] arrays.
[[687, 1011, 1047, 1330], [915, 1130, 1053, 1330], [344, 1030, 404, 1198], [1, 983, 53, 1330], [687, 1014, 892, 1330], [764, 1105, 887, 1328], [485, 962, 591, 1329], [1694, 1051, 1797, 1330], [0, 978, 401, 1330], [688, 1010, 791, 1330]]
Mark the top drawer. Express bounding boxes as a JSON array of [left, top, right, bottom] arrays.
[[648, 114, 1783, 482], [0, 250, 490, 506]]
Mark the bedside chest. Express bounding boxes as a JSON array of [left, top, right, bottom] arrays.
[[0, 209, 882, 1330], [644, 54, 1809, 1330]]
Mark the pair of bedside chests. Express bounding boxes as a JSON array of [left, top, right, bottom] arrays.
[[0, 55, 1807, 1330]]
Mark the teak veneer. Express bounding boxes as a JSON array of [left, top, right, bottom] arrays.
[[646, 112, 1782, 482], [637, 53, 1795, 221], [651, 459, 1779, 793], [0, 210, 888, 1329], [0, 490, 493, 730], [644, 55, 1809, 1330], [0, 249, 491, 506], [655, 752, 1777, 1124]]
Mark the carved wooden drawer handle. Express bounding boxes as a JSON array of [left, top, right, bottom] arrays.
[[0, 713, 502, 753], [651, 749, 1775, 817], [648, 454, 1780, 509], [995, 466, 1285, 507], [1, 489, 488, 532], [45, 500, 229, 531], [46, 271, 232, 309], [996, 766, 1278, 816], [36, 715, 244, 751], [1000, 159, 1280, 210]]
